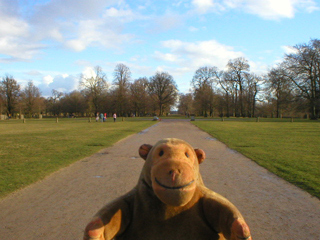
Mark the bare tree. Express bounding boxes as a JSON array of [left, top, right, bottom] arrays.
[[178, 93, 194, 116], [282, 39, 320, 119], [80, 66, 108, 115], [130, 77, 150, 116], [227, 57, 250, 117], [113, 63, 131, 116], [218, 71, 236, 117], [46, 89, 63, 116], [0, 75, 20, 117], [265, 66, 294, 118], [21, 81, 42, 117], [245, 73, 261, 117], [191, 67, 217, 116], [191, 66, 217, 89], [113, 63, 131, 87], [60, 90, 87, 116], [149, 72, 178, 116]]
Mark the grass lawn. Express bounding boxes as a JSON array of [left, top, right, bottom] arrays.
[[192, 119, 320, 199], [0, 117, 155, 198]]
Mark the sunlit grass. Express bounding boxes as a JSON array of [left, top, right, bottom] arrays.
[[0, 117, 155, 198], [192, 120, 320, 198]]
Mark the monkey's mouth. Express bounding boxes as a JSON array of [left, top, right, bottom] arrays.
[[155, 178, 194, 190]]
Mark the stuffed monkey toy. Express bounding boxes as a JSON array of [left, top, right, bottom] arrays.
[[84, 138, 252, 240]]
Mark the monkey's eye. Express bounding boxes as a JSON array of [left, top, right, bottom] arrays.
[[185, 152, 189, 158], [159, 150, 164, 156]]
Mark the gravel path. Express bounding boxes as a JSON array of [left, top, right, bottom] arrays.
[[0, 119, 319, 239]]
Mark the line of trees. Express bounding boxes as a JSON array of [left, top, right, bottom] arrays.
[[0, 64, 178, 118], [179, 39, 320, 120], [182, 58, 261, 118], [0, 76, 46, 118], [1, 39, 319, 119]]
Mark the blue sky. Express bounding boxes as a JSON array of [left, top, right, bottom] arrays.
[[0, 0, 319, 96]]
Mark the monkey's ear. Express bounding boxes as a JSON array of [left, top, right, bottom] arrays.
[[194, 149, 206, 164], [139, 144, 153, 160]]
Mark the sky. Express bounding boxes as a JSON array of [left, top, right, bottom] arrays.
[[0, 0, 319, 96]]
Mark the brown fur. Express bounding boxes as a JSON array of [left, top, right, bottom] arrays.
[[84, 138, 252, 240]]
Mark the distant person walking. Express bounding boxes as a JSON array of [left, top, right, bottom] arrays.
[[113, 113, 117, 122]]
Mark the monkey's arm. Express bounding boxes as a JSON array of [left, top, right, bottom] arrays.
[[83, 191, 134, 240], [202, 191, 252, 240]]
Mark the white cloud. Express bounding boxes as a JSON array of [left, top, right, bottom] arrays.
[[154, 51, 180, 62], [48, 28, 64, 42], [189, 26, 199, 32], [154, 39, 269, 92], [63, 16, 134, 52], [192, 0, 224, 14], [0, 37, 44, 62], [151, 11, 185, 32], [39, 74, 79, 96], [25, 70, 42, 76], [82, 67, 97, 79], [248, 60, 269, 74], [33, 0, 120, 20], [223, 0, 241, 8], [192, 0, 214, 12], [130, 64, 154, 78], [296, 0, 319, 13], [244, 0, 295, 19], [191, 0, 318, 19], [0, 0, 139, 60], [158, 39, 244, 69], [0, 1, 44, 62], [281, 45, 298, 55], [103, 7, 137, 22], [65, 39, 87, 52], [0, 15, 29, 38], [43, 75, 54, 85]]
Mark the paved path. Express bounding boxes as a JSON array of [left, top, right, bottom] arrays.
[[0, 120, 319, 239]]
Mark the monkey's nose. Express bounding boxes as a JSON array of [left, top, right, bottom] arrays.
[[168, 169, 181, 182]]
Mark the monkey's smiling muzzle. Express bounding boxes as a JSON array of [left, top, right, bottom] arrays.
[[155, 177, 195, 190], [150, 158, 197, 206]]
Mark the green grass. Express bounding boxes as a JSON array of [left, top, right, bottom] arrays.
[[0, 117, 155, 198], [192, 120, 320, 199]]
